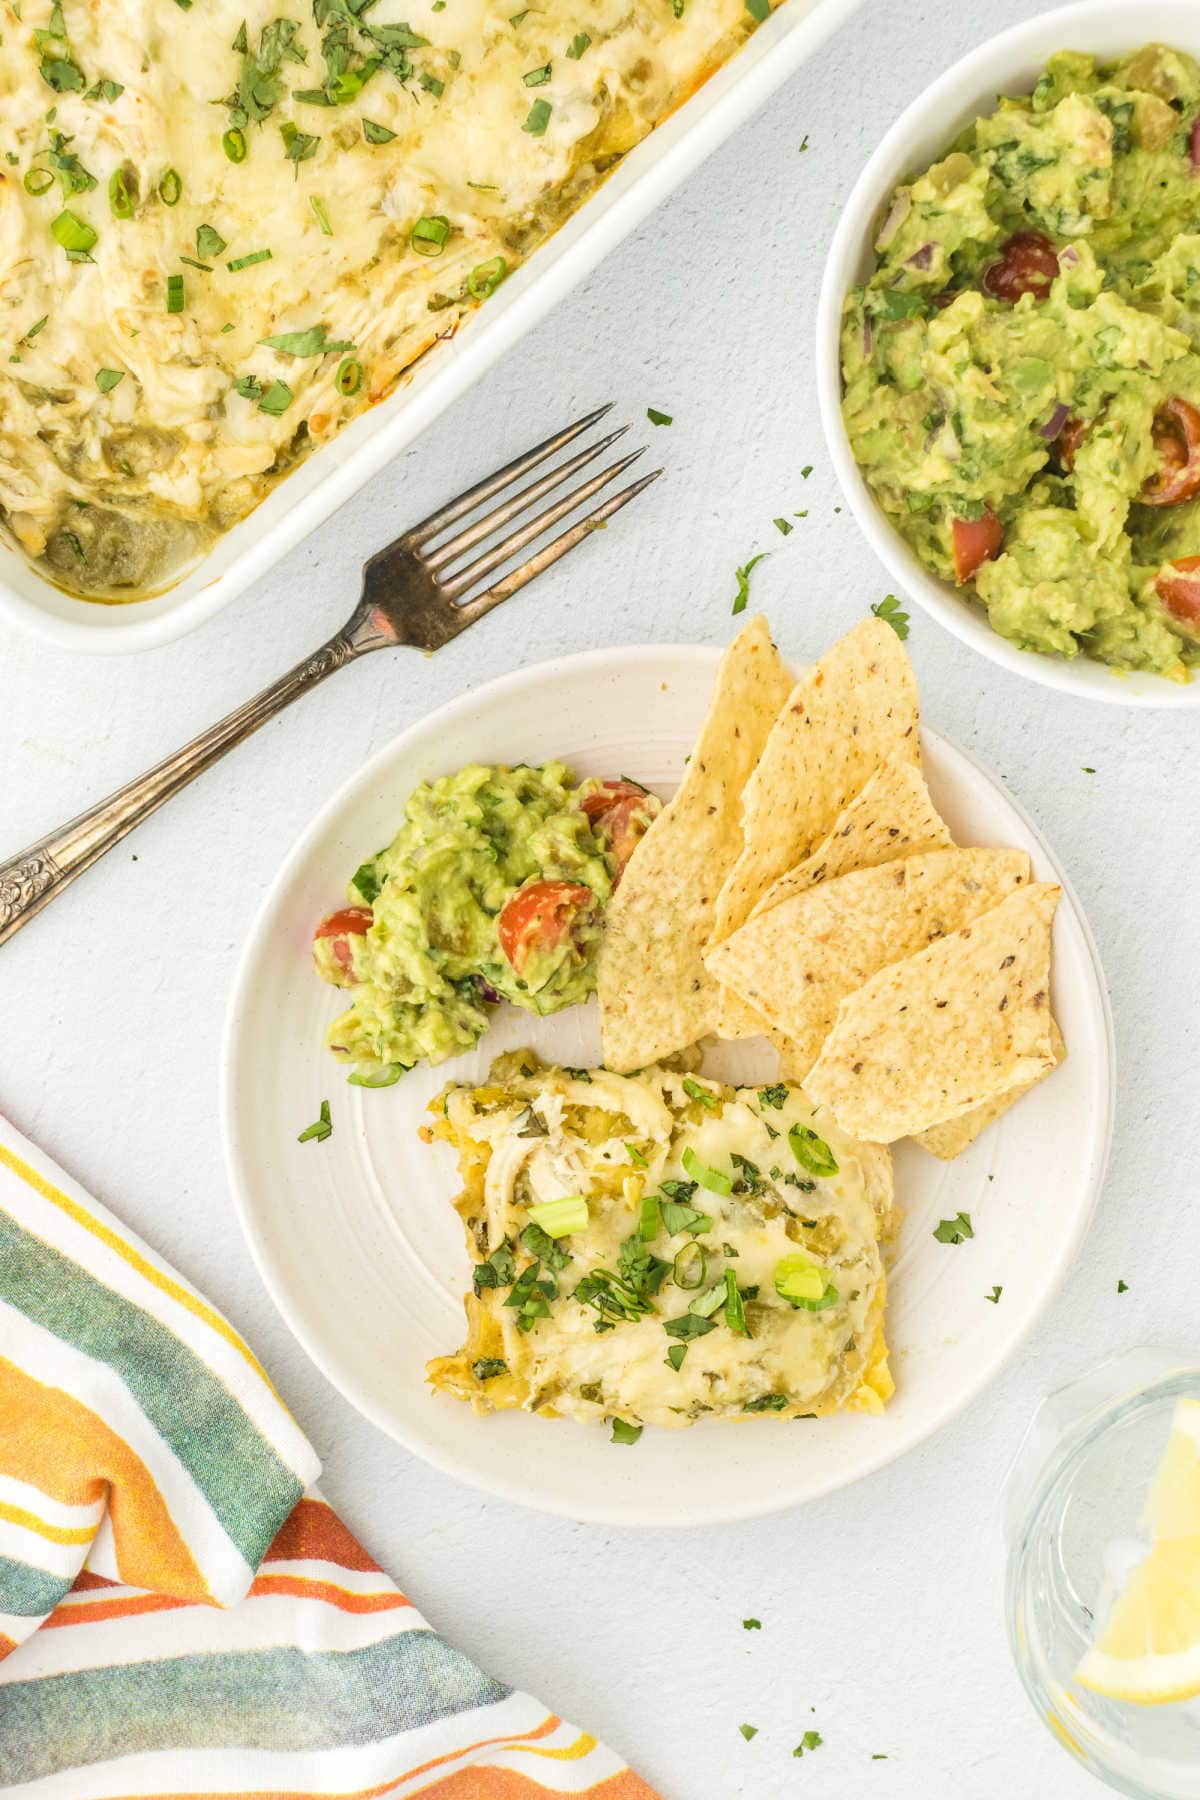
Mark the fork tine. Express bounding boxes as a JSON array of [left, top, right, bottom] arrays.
[[452, 468, 663, 629], [406, 404, 613, 545], [440, 449, 646, 600], [425, 425, 631, 572]]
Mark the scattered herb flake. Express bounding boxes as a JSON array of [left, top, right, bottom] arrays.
[[731, 551, 768, 615], [743, 1618, 761, 1630], [227, 247, 272, 270], [94, 367, 124, 392], [611, 1417, 642, 1445], [566, 30, 590, 56], [794, 1730, 823, 1756], [523, 97, 551, 134], [986, 1284, 1002, 1304], [739, 1724, 758, 1741], [871, 593, 910, 639], [362, 118, 397, 144], [933, 1211, 974, 1245], [773, 515, 792, 535], [647, 406, 672, 426], [1118, 1279, 1129, 1293], [801, 463, 813, 478]]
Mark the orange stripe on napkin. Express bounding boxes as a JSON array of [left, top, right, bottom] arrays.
[[263, 1497, 382, 1572], [0, 1358, 210, 1602]]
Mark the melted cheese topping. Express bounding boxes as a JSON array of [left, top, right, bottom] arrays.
[[427, 1052, 896, 1431], [0, 0, 762, 599]]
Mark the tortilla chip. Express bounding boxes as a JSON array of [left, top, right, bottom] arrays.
[[802, 882, 1060, 1143], [706, 846, 1031, 1081], [912, 1019, 1067, 1159], [749, 757, 952, 920], [710, 618, 921, 949], [597, 615, 791, 1072]]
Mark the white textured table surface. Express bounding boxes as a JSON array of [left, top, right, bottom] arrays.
[[2, 1, 1195, 1794]]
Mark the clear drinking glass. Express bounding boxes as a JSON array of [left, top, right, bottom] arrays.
[[1005, 1349, 1200, 1800]]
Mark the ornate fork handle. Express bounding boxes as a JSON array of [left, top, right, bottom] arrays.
[[0, 607, 384, 948]]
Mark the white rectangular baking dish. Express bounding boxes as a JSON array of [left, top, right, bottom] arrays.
[[0, 0, 861, 655]]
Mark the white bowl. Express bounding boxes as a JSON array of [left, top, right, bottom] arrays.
[[0, 0, 860, 656], [817, 0, 1200, 709]]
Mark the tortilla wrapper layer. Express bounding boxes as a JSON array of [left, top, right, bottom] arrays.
[[706, 846, 1031, 1082], [597, 614, 790, 1072], [802, 881, 1060, 1142], [912, 1017, 1067, 1159]]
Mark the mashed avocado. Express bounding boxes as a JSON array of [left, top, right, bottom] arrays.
[[313, 762, 656, 1081], [843, 43, 1200, 679]]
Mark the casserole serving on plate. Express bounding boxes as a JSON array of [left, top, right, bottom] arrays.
[[0, 0, 861, 651]]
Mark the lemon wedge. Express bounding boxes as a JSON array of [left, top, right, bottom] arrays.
[[1077, 1398, 1200, 1704]]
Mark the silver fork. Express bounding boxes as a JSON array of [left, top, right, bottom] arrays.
[[0, 406, 659, 948]]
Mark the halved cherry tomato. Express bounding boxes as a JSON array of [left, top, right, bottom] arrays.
[[497, 880, 594, 976], [581, 778, 659, 881], [1056, 416, 1088, 473], [1154, 553, 1200, 628], [951, 510, 1004, 585], [1141, 397, 1200, 507], [313, 905, 372, 979], [981, 231, 1060, 304]]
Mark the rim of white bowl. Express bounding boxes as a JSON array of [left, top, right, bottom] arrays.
[[816, 0, 1200, 709]]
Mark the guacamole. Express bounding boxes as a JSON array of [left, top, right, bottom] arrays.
[[842, 43, 1200, 679], [312, 763, 658, 1081]]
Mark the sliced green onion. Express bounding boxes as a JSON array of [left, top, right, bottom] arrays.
[[638, 1193, 659, 1240], [522, 98, 551, 135], [179, 255, 211, 271], [681, 1145, 732, 1196], [467, 254, 506, 299], [690, 1281, 727, 1319], [51, 208, 96, 254], [410, 213, 450, 256], [157, 167, 182, 205], [774, 1254, 838, 1312], [672, 1242, 706, 1290], [611, 1418, 642, 1445], [227, 247, 272, 271], [222, 126, 247, 163], [335, 357, 363, 396], [788, 1123, 838, 1178], [309, 195, 332, 236], [165, 272, 184, 313], [682, 1076, 718, 1109], [297, 1099, 332, 1143], [527, 1195, 588, 1239], [23, 315, 49, 343], [24, 167, 54, 195], [626, 1141, 648, 1169], [347, 1064, 404, 1087], [108, 166, 135, 217], [196, 223, 226, 259], [94, 367, 124, 392], [724, 1268, 750, 1336], [523, 62, 551, 85]]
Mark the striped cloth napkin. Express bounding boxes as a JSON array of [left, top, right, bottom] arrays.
[[0, 1119, 661, 1799]]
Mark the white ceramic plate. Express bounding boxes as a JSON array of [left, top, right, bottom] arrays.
[[222, 646, 1114, 1526], [817, 0, 1200, 708]]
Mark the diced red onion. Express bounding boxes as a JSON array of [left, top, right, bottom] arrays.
[[875, 191, 911, 251], [1059, 245, 1080, 267], [1190, 116, 1200, 169], [1038, 403, 1071, 441], [907, 242, 935, 270], [476, 977, 501, 1004], [862, 315, 873, 356]]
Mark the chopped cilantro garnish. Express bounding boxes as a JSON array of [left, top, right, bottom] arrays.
[[664, 1312, 717, 1341], [523, 98, 551, 134], [94, 368, 123, 392], [1117, 1278, 1129, 1293], [626, 1142, 648, 1168], [523, 62, 551, 85], [280, 119, 320, 170], [297, 1099, 332, 1143], [566, 31, 590, 57], [794, 1730, 823, 1756], [739, 1723, 758, 1741], [731, 552, 768, 615], [362, 118, 396, 143], [260, 323, 353, 356], [647, 406, 672, 425], [665, 1343, 687, 1371], [743, 1617, 761, 1629], [773, 516, 792, 535], [196, 224, 227, 260], [611, 1417, 642, 1445], [473, 1240, 517, 1292], [744, 0, 769, 17], [471, 1358, 506, 1380], [758, 1083, 788, 1109], [871, 593, 910, 639], [744, 1392, 788, 1411], [933, 1211, 974, 1245]]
